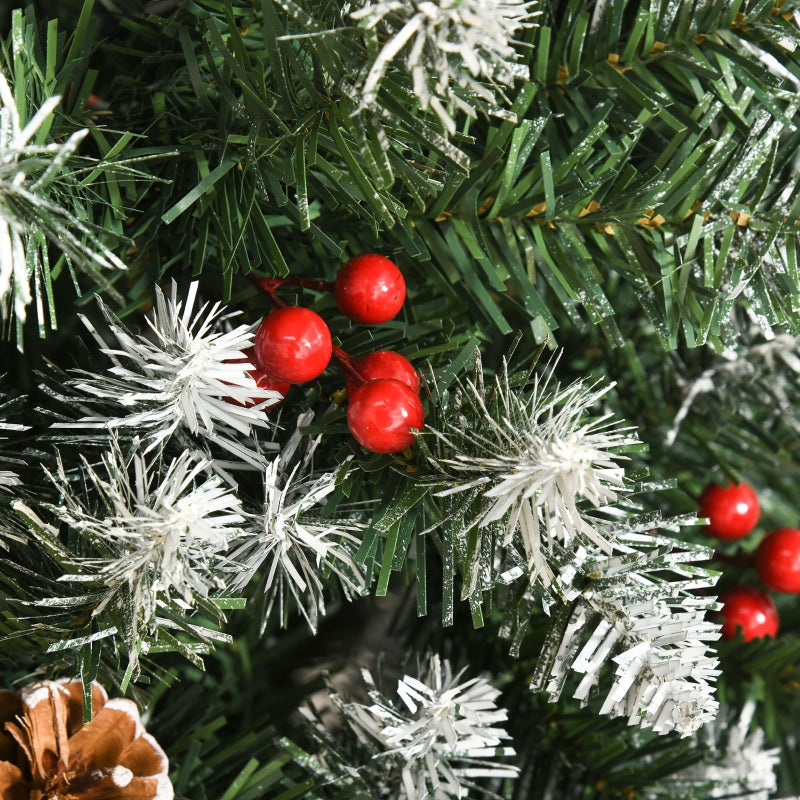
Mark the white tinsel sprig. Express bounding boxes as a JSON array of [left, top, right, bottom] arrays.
[[56, 282, 278, 466], [331, 653, 518, 800], [43, 438, 246, 662], [227, 414, 368, 633], [431, 358, 642, 596], [0, 74, 126, 325], [350, 0, 539, 133], [530, 523, 721, 737], [649, 700, 780, 799], [667, 332, 800, 445]]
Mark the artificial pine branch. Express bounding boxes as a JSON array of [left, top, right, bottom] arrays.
[[0, 7, 163, 348], [53, 281, 279, 467], [4, 0, 800, 798]]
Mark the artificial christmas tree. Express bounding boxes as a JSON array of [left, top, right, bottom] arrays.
[[2, 0, 800, 798]]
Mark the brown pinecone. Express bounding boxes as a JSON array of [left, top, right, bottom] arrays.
[[0, 678, 172, 800]]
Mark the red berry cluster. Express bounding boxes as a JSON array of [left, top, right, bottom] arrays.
[[246, 254, 424, 454], [699, 480, 800, 642]]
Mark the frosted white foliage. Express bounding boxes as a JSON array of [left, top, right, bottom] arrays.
[[61, 282, 278, 465], [0, 418, 26, 491], [434, 363, 641, 594], [669, 701, 780, 800], [227, 415, 368, 633], [350, 0, 539, 133], [0, 469, 20, 490], [0, 74, 125, 323], [650, 701, 779, 799], [667, 333, 800, 445], [47, 438, 245, 633], [336, 653, 518, 799], [532, 527, 721, 737]]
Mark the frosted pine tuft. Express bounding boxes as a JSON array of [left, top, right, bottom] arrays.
[[649, 701, 779, 799], [0, 74, 126, 325], [45, 438, 246, 652], [530, 525, 721, 737], [227, 415, 368, 633], [350, 0, 539, 133], [432, 360, 641, 594], [333, 653, 518, 799], [61, 282, 279, 466]]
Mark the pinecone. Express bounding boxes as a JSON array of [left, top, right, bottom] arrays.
[[0, 678, 172, 800]]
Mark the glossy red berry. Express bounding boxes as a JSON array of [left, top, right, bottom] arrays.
[[718, 586, 779, 641], [254, 307, 332, 384], [347, 379, 424, 453], [698, 481, 760, 540], [335, 254, 406, 324], [756, 527, 800, 592], [226, 347, 290, 409], [346, 351, 420, 397]]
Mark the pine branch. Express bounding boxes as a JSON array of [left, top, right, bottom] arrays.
[[398, 0, 800, 349], [7, 435, 244, 682], [528, 523, 720, 737], [226, 418, 371, 635], [303, 653, 519, 800], [0, 7, 161, 348], [50, 281, 279, 468], [415, 353, 720, 736]]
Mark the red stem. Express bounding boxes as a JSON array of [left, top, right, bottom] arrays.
[[252, 275, 335, 297], [249, 274, 286, 307], [331, 346, 365, 387]]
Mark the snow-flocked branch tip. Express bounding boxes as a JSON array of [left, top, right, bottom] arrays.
[[332, 653, 518, 800], [350, 0, 540, 133], [227, 416, 368, 634], [0, 73, 126, 325], [57, 281, 279, 466], [45, 438, 246, 645], [650, 700, 780, 799], [531, 526, 721, 737], [432, 363, 641, 593]]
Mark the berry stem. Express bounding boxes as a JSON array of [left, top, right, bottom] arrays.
[[252, 274, 335, 299], [249, 274, 287, 307], [331, 346, 365, 387]]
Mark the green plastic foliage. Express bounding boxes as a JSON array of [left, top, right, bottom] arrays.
[[6, 0, 800, 355], [441, 0, 800, 352], [113, 0, 472, 294], [338, 0, 800, 353]]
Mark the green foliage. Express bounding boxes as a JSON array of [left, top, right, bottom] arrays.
[[0, 3, 162, 348], [4, 0, 800, 797], [143, 610, 374, 800], [60, 0, 800, 365]]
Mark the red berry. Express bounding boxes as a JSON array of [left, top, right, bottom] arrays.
[[346, 351, 420, 397], [756, 527, 800, 592], [347, 379, 424, 453], [718, 586, 779, 641], [335, 254, 406, 324], [226, 348, 290, 409], [698, 481, 760, 540], [254, 307, 332, 384]]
